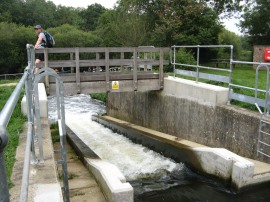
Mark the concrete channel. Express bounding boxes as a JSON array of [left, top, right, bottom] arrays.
[[17, 78, 270, 201]]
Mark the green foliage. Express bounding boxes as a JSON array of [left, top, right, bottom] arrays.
[[238, 50, 252, 61], [0, 22, 33, 74], [49, 24, 103, 47], [79, 3, 106, 31], [97, 9, 149, 47], [0, 85, 26, 187], [174, 48, 197, 69], [117, 0, 222, 46], [241, 0, 270, 45], [218, 29, 241, 59], [90, 93, 107, 103]]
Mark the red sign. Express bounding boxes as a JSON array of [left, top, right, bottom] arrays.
[[264, 48, 270, 61]]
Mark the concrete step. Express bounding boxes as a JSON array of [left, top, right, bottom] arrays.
[[53, 137, 107, 202]]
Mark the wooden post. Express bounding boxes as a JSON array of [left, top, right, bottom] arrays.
[[159, 48, 164, 89], [144, 52, 147, 71], [133, 48, 138, 91], [70, 53, 74, 73], [44, 48, 50, 94], [96, 52, 100, 72], [105, 48, 110, 92], [120, 52, 124, 72], [75, 48, 80, 94]]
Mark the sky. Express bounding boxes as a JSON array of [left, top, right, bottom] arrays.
[[50, 0, 117, 9], [50, 0, 241, 35]]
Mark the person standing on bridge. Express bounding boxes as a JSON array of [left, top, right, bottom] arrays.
[[34, 25, 46, 73]]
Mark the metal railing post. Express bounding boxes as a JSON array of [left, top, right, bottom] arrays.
[[173, 46, 176, 78], [196, 45, 200, 82], [0, 143, 10, 202]]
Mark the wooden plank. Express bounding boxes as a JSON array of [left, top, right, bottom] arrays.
[[159, 48, 164, 89], [133, 48, 138, 90], [48, 61, 76, 67], [49, 73, 159, 83], [35, 48, 75, 53], [70, 53, 75, 73], [109, 47, 135, 52], [49, 79, 161, 95], [79, 60, 106, 67], [105, 48, 110, 91], [40, 57, 168, 68], [75, 48, 80, 93], [79, 47, 106, 52], [35, 47, 170, 54]]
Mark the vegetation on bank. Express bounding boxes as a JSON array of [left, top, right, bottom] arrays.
[[90, 93, 107, 103], [2, 0, 268, 75], [0, 85, 26, 187]]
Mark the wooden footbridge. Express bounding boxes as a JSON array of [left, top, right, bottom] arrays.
[[35, 47, 170, 95]]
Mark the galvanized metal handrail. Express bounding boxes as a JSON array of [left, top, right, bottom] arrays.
[[33, 67, 70, 201], [171, 44, 270, 110], [171, 45, 234, 83], [0, 65, 31, 202]]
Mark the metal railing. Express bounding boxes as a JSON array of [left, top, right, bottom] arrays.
[[171, 45, 270, 109], [229, 61, 270, 109], [171, 44, 270, 158], [171, 45, 233, 84], [0, 44, 70, 202], [0, 52, 33, 202], [0, 73, 23, 80]]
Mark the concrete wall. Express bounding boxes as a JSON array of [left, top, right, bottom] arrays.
[[253, 45, 270, 63], [106, 77, 269, 163], [253, 45, 270, 69]]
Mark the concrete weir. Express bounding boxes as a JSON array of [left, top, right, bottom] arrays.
[[106, 76, 270, 190], [92, 115, 270, 191], [66, 127, 134, 202]]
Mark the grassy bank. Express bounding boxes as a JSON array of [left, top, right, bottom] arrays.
[[0, 85, 26, 187]]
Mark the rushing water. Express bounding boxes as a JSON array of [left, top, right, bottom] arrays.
[[48, 94, 270, 202]]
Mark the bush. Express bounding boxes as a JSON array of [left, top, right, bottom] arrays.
[[49, 24, 102, 48], [0, 23, 104, 74], [174, 48, 196, 71], [90, 93, 107, 103]]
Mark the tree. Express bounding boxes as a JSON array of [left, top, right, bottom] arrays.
[[205, 0, 245, 15], [53, 6, 81, 28], [0, 22, 33, 74], [79, 3, 106, 31], [50, 24, 102, 47], [97, 9, 149, 46], [240, 0, 270, 45], [116, 0, 222, 46], [218, 29, 241, 59]]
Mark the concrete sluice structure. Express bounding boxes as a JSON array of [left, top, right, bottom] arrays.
[[22, 76, 270, 201]]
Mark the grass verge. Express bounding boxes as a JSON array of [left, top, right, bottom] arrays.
[[0, 85, 26, 187]]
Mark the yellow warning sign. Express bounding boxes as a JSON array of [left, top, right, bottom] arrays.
[[112, 81, 119, 90]]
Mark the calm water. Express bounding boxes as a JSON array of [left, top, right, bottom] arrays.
[[48, 94, 270, 202]]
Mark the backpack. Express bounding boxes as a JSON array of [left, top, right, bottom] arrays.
[[44, 32, 55, 48]]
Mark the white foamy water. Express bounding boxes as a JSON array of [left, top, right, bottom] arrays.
[[48, 94, 183, 181]]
